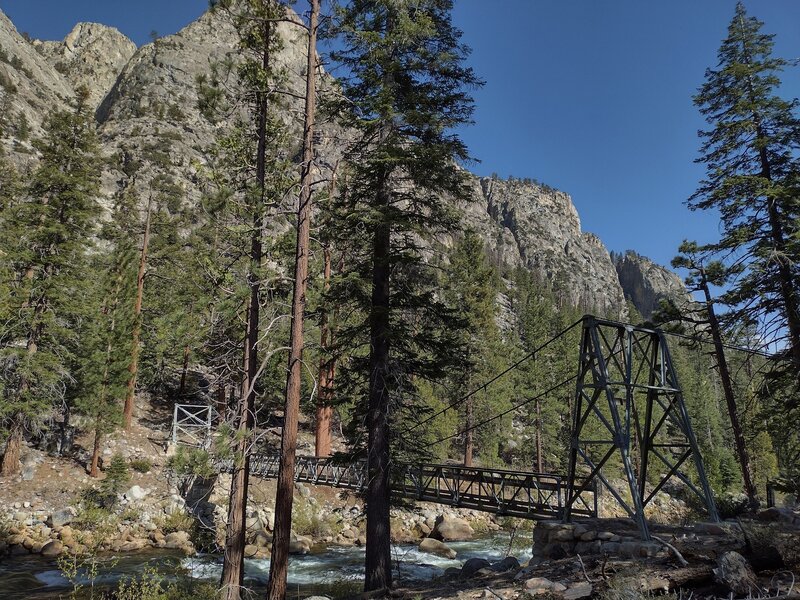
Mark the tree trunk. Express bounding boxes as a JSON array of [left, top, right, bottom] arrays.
[[124, 193, 152, 430], [364, 162, 393, 593], [535, 397, 543, 473], [464, 397, 474, 467], [266, 3, 318, 598], [700, 270, 758, 507], [179, 345, 190, 399], [89, 424, 102, 478], [220, 239, 262, 598], [1, 421, 22, 476], [315, 170, 338, 459], [59, 403, 71, 456]]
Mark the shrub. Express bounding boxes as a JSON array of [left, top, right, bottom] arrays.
[[715, 492, 751, 520], [120, 506, 141, 522], [160, 511, 194, 535], [292, 499, 342, 539], [103, 454, 131, 495], [72, 503, 113, 530], [167, 447, 214, 479], [79, 486, 117, 510], [130, 457, 153, 473]]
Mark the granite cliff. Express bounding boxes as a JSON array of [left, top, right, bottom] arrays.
[[612, 250, 690, 319], [0, 6, 680, 319]]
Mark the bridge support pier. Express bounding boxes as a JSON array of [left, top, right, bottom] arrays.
[[563, 317, 718, 540]]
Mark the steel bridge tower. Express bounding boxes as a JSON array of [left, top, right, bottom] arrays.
[[564, 316, 719, 539]]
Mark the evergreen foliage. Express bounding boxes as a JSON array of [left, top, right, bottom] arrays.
[[328, 0, 481, 589], [691, 2, 800, 375], [0, 89, 101, 473]]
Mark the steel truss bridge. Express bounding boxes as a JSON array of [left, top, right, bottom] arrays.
[[218, 453, 599, 520], [172, 315, 720, 539]]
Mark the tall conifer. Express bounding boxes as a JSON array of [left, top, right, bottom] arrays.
[[0, 89, 100, 474], [330, 0, 480, 589], [692, 2, 800, 375]]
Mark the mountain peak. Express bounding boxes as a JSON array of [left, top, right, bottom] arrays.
[[32, 21, 136, 110]]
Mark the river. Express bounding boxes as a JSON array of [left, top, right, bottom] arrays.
[[0, 533, 533, 599]]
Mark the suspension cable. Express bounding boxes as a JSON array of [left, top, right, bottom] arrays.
[[660, 329, 776, 358], [399, 317, 584, 436], [425, 372, 579, 448]]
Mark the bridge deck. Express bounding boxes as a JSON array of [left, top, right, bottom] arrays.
[[220, 454, 597, 520]]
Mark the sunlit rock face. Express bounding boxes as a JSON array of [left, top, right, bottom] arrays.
[[1, 6, 682, 318], [34, 22, 136, 111], [613, 250, 690, 320]]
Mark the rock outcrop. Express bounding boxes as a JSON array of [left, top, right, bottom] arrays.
[[0, 5, 684, 319], [0, 10, 72, 144], [34, 22, 136, 111], [613, 250, 689, 319]]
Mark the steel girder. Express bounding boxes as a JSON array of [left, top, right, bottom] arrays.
[[563, 316, 719, 539]]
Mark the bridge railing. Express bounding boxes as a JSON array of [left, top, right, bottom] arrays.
[[229, 453, 598, 519]]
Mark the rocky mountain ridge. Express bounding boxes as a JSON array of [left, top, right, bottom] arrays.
[[0, 6, 683, 319], [612, 250, 690, 319]]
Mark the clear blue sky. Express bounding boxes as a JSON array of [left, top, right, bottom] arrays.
[[2, 0, 800, 269]]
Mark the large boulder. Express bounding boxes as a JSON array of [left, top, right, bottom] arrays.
[[124, 485, 148, 501], [419, 538, 457, 559], [47, 508, 75, 528], [289, 533, 312, 555], [714, 552, 757, 595], [525, 577, 567, 594], [40, 540, 64, 558], [432, 516, 474, 541], [490, 556, 520, 572], [460, 557, 491, 578]]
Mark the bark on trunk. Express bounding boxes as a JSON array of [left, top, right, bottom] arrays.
[[464, 397, 474, 467], [364, 156, 393, 592], [535, 397, 543, 473], [1, 422, 22, 476], [700, 271, 758, 507], [89, 424, 102, 478], [315, 170, 338, 458], [266, 3, 318, 598], [124, 194, 153, 430]]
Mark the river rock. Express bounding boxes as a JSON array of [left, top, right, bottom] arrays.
[[41, 540, 64, 558], [432, 515, 474, 541], [419, 537, 456, 559], [490, 556, 520, 572], [164, 531, 190, 548], [47, 508, 75, 528], [460, 557, 491, 578], [525, 577, 567, 594], [289, 534, 312, 555], [10, 544, 29, 556], [714, 551, 757, 595]]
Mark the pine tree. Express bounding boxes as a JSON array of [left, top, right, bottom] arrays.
[[75, 188, 138, 477], [0, 88, 100, 474], [692, 2, 800, 376], [267, 0, 320, 597], [667, 241, 759, 506], [203, 2, 296, 597], [329, 0, 481, 589], [443, 230, 511, 467]]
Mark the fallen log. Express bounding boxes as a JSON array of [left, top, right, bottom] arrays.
[[634, 565, 714, 593]]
